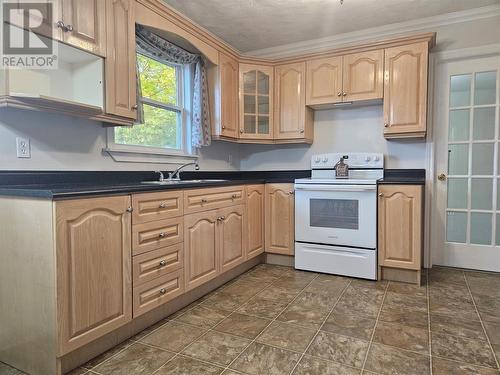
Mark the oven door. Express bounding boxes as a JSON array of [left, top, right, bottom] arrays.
[[295, 184, 377, 249]]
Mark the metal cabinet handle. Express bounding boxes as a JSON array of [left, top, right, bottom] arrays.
[[159, 202, 167, 208], [159, 260, 167, 267], [438, 173, 447, 181], [132, 104, 138, 110], [201, 198, 208, 203], [384, 122, 390, 128], [126, 206, 133, 213], [288, 191, 295, 195], [222, 125, 226, 129], [56, 21, 73, 32], [159, 232, 166, 238], [159, 288, 167, 295], [231, 194, 238, 199], [379, 193, 384, 197], [337, 92, 342, 97], [342, 92, 347, 96], [240, 129, 244, 133], [300, 129, 304, 134]]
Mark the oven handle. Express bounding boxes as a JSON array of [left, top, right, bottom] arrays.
[[294, 184, 376, 192]]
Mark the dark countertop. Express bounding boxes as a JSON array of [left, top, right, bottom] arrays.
[[377, 169, 425, 185], [0, 170, 310, 199]]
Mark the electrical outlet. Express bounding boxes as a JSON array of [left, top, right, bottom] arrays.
[[16, 137, 31, 158]]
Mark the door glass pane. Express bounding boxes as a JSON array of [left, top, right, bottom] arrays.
[[471, 143, 494, 175], [496, 214, 500, 245], [470, 212, 492, 245], [449, 109, 470, 142], [448, 144, 469, 175], [243, 71, 256, 93], [244, 95, 256, 114], [471, 178, 493, 210], [257, 116, 269, 134], [257, 71, 269, 94], [474, 71, 497, 105], [244, 115, 256, 133], [310, 199, 359, 230], [450, 74, 471, 107], [447, 211, 467, 243], [447, 178, 468, 209], [258, 96, 269, 114], [473, 107, 495, 140]]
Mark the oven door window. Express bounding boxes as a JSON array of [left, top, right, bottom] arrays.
[[309, 198, 359, 230]]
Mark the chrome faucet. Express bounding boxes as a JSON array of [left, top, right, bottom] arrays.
[[166, 162, 200, 181]]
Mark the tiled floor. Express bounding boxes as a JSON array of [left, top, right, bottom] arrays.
[[2, 265, 500, 375]]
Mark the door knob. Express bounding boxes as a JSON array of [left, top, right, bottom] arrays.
[[438, 173, 447, 181]]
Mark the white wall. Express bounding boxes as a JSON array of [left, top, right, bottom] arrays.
[[240, 105, 427, 170], [0, 108, 240, 171]]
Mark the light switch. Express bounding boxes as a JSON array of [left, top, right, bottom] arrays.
[[16, 137, 31, 158]]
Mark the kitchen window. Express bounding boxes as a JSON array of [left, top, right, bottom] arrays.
[[106, 53, 194, 160]]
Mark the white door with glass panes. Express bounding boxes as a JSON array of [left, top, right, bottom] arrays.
[[433, 55, 500, 272]]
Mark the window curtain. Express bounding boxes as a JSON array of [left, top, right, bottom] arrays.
[[135, 24, 211, 148]]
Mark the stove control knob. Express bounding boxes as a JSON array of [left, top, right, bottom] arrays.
[[322, 157, 328, 162], [314, 157, 321, 163], [365, 156, 371, 162], [373, 155, 380, 162]]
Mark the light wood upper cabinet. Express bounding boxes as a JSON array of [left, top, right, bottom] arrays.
[[184, 210, 220, 291], [219, 53, 239, 139], [239, 64, 274, 140], [104, 0, 137, 120], [383, 42, 428, 138], [274, 62, 314, 142], [306, 57, 343, 106], [55, 196, 132, 355], [378, 185, 423, 272], [265, 183, 295, 256], [219, 205, 246, 273], [342, 50, 383, 101], [61, 0, 106, 56], [246, 185, 265, 259]]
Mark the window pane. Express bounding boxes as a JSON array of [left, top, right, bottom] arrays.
[[471, 143, 494, 175], [471, 178, 492, 210], [447, 211, 467, 243], [449, 109, 470, 142], [448, 144, 469, 175], [115, 104, 180, 149], [137, 54, 177, 105], [450, 74, 471, 107], [496, 214, 500, 245], [474, 71, 497, 105], [473, 107, 495, 140], [470, 212, 491, 245], [447, 178, 467, 209]]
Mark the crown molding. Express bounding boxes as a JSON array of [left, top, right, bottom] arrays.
[[434, 43, 500, 62], [244, 5, 500, 58]]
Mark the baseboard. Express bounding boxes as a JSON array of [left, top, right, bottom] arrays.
[[265, 253, 294, 267]]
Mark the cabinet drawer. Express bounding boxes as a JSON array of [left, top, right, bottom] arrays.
[[132, 191, 183, 224], [184, 185, 245, 214], [132, 217, 183, 256], [133, 270, 184, 317], [133, 243, 183, 286]]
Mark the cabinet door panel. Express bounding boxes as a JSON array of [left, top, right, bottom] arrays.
[[383, 42, 428, 138], [265, 184, 295, 255], [378, 185, 422, 270], [105, 0, 136, 119], [219, 205, 246, 272], [220, 53, 239, 138], [246, 185, 265, 258], [184, 211, 219, 290], [56, 196, 132, 355], [62, 0, 106, 56], [342, 50, 383, 101], [275, 62, 307, 140], [306, 57, 342, 106], [239, 64, 274, 140]]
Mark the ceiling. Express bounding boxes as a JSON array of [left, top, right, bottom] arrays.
[[163, 0, 500, 52]]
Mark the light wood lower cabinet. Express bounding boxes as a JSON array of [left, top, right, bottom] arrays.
[[265, 183, 295, 255], [184, 210, 220, 291], [378, 184, 424, 284], [55, 196, 132, 355], [219, 205, 246, 273], [246, 184, 265, 259]]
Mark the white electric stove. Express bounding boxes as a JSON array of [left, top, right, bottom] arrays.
[[294, 152, 384, 280]]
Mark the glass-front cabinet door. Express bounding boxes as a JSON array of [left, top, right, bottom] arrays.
[[239, 64, 274, 140]]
